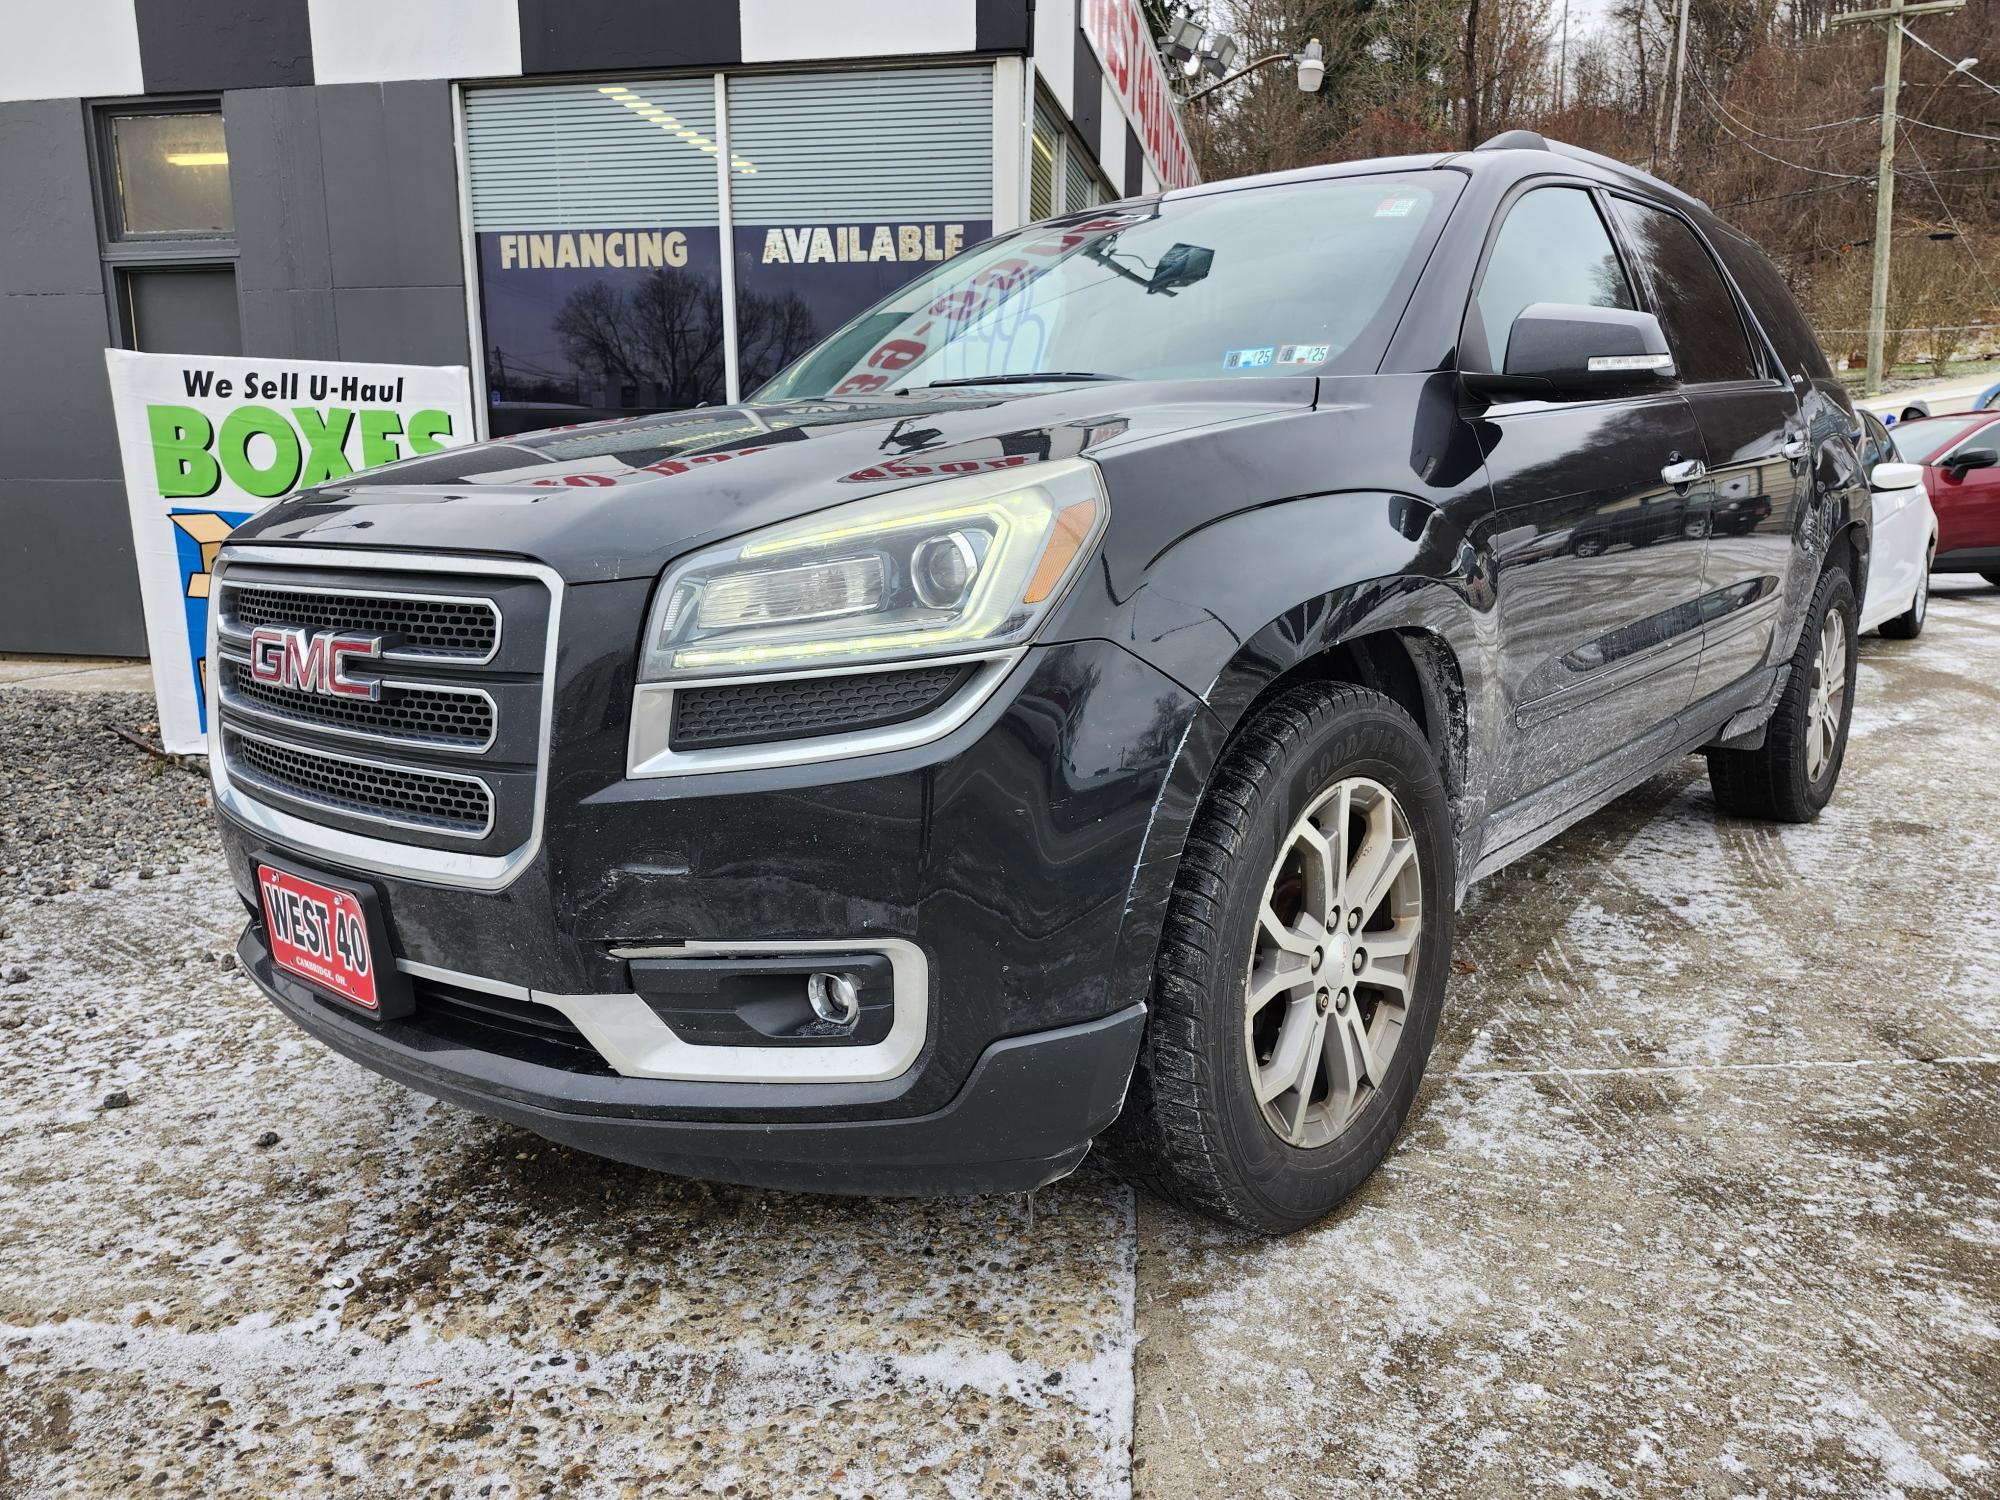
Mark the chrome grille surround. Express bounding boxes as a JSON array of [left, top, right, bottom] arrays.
[[209, 547, 563, 892]]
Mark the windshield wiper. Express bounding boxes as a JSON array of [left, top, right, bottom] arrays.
[[920, 371, 1130, 389]]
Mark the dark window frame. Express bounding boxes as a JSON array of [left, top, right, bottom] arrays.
[[1459, 175, 1640, 378], [85, 95, 241, 351], [1599, 189, 1776, 390]]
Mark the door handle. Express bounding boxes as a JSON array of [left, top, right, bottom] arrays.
[[1783, 437, 1809, 461], [1661, 458, 1706, 485]]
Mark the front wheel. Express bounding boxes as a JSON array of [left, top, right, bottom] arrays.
[[1101, 683, 1455, 1234], [1708, 567, 1858, 821]]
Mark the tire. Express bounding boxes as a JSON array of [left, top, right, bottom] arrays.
[[1574, 533, 1606, 558], [1100, 683, 1455, 1234], [1708, 567, 1858, 822], [1879, 550, 1930, 639]]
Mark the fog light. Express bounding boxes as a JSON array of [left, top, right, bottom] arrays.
[[807, 971, 860, 1029]]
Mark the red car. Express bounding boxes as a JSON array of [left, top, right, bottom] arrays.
[[1892, 413, 2000, 583]]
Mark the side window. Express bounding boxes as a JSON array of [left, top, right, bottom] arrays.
[[1605, 198, 1759, 385], [1475, 187, 1635, 367]]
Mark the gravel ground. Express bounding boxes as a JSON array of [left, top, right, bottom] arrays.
[[0, 691, 214, 903], [4, 588, 1999, 1497]]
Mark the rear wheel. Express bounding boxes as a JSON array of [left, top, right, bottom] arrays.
[[1879, 550, 1930, 639], [1708, 568, 1857, 821], [1102, 683, 1454, 1234]]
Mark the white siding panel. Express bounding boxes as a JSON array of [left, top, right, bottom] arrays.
[[739, 0, 977, 62], [1032, 0, 1076, 117], [309, 0, 522, 86], [0, 0, 142, 102]]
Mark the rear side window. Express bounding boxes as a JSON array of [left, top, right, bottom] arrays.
[[1605, 198, 1759, 384], [1710, 226, 1831, 382], [1475, 187, 1634, 367]]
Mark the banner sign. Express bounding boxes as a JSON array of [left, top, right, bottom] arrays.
[[1080, 0, 1200, 191], [104, 350, 475, 753]]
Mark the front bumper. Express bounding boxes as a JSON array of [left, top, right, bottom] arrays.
[[216, 626, 1199, 1192], [241, 922, 1145, 1195]]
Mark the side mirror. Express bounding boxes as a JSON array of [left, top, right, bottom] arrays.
[[1465, 303, 1677, 399], [1870, 460, 1922, 492], [1946, 447, 1997, 480]]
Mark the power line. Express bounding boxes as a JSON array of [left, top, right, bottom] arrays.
[[1903, 115, 2000, 145], [1715, 180, 1873, 209], [1686, 73, 1877, 141], [1686, 84, 1876, 179], [1897, 120, 2000, 309], [1898, 23, 2000, 99]]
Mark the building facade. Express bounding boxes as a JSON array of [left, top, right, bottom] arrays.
[[0, 0, 1194, 656]]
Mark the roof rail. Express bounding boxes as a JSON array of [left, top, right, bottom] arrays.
[[1473, 130, 1708, 212]]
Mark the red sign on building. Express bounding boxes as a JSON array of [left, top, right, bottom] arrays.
[[1079, 0, 1200, 191]]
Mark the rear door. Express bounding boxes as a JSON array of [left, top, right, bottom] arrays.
[[1466, 183, 1711, 808], [1602, 194, 1805, 705], [1859, 411, 1918, 624]]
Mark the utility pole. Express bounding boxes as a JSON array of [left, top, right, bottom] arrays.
[[1833, 0, 1965, 394], [1665, 0, 1692, 159]]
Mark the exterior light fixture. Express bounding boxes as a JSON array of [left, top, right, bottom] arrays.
[[1296, 39, 1326, 92], [1211, 35, 1242, 77], [1161, 8, 1205, 62]]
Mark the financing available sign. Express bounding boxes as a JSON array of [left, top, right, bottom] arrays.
[[104, 350, 475, 754]]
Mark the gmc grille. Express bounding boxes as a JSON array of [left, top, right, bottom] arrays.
[[222, 585, 499, 660], [222, 659, 496, 751], [214, 561, 550, 856], [225, 728, 494, 836]]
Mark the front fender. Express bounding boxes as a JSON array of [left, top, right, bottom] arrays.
[[1069, 490, 1503, 1014]]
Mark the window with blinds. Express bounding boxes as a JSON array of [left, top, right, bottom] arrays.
[[1030, 100, 1112, 224], [462, 66, 1000, 419], [464, 80, 730, 428], [726, 67, 997, 394]]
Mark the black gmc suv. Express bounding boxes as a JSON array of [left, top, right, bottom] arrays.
[[212, 134, 1867, 1233]]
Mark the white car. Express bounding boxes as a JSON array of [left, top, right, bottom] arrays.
[[1857, 409, 1937, 639]]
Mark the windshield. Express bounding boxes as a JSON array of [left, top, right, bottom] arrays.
[[1890, 414, 1993, 463], [755, 172, 1463, 401]]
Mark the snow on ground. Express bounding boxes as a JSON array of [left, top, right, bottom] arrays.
[[0, 708, 1136, 1497], [7, 588, 2000, 1497], [1133, 582, 2000, 1498]]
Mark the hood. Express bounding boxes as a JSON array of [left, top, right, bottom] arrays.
[[228, 378, 1321, 583]]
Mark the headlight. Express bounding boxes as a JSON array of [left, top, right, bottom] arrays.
[[627, 458, 1109, 776], [637, 458, 1108, 682]]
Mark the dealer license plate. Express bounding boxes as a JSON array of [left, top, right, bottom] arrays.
[[257, 860, 388, 1014]]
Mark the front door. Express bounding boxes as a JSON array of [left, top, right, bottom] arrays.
[[1603, 195, 1804, 701], [1466, 184, 1711, 809]]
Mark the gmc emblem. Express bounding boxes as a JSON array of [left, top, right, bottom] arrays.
[[249, 626, 385, 701]]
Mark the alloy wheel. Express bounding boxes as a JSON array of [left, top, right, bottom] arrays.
[[1243, 778, 1423, 1149], [1806, 606, 1848, 783]]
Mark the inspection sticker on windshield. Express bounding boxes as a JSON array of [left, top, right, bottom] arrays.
[[1276, 344, 1331, 365], [1223, 346, 1275, 370], [1375, 197, 1419, 218]]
